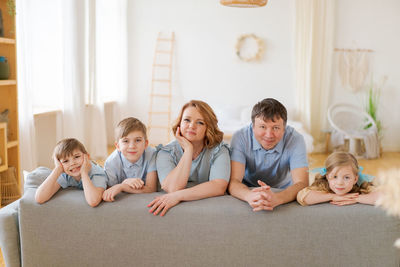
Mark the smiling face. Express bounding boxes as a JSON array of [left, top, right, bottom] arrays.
[[116, 130, 148, 164], [179, 106, 207, 144], [59, 149, 85, 179], [252, 116, 285, 150], [327, 165, 358, 195]]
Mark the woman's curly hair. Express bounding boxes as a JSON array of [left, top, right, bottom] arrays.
[[172, 100, 223, 149]]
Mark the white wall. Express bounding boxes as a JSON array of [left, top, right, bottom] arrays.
[[125, 0, 400, 151], [33, 0, 400, 158], [34, 112, 59, 168], [126, 0, 296, 123], [331, 0, 400, 151]]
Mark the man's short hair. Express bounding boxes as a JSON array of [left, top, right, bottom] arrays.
[[115, 117, 147, 141], [54, 138, 87, 160], [251, 98, 287, 125]]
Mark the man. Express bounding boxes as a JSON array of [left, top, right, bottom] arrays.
[[228, 98, 308, 211]]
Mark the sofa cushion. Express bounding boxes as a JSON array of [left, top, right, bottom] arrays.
[[23, 167, 52, 190]]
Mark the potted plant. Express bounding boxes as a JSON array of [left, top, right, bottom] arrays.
[[364, 76, 387, 153]]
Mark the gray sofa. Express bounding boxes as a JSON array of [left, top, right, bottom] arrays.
[[1, 167, 400, 267]]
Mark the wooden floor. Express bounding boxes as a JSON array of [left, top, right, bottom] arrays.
[[309, 152, 400, 178], [0, 248, 4, 267], [1, 152, 399, 265]]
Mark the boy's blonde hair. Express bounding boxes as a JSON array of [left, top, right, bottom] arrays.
[[115, 117, 147, 141], [54, 138, 88, 160], [310, 151, 373, 194], [172, 100, 223, 149]]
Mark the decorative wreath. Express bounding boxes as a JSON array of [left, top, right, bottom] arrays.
[[235, 34, 264, 62]]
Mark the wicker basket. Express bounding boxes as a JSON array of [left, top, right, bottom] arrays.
[[0, 166, 21, 207]]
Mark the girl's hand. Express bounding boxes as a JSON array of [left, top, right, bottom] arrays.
[[80, 154, 92, 175], [122, 178, 144, 189], [175, 127, 193, 153], [147, 192, 182, 216], [330, 193, 359, 206], [356, 191, 379, 205]]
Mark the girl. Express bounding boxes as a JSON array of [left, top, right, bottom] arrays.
[[297, 151, 379, 206], [148, 100, 230, 216]]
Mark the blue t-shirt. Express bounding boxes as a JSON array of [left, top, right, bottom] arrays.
[[156, 140, 231, 185], [104, 147, 157, 187], [57, 162, 107, 189], [230, 124, 308, 189]]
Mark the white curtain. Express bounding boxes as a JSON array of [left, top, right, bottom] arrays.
[[84, 0, 128, 156], [95, 0, 129, 135], [82, 0, 108, 159], [17, 0, 128, 169], [59, 0, 86, 143], [295, 0, 335, 150], [16, 1, 37, 172]]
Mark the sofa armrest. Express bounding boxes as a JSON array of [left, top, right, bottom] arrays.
[[0, 200, 21, 267]]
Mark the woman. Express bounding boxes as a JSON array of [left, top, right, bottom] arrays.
[[148, 100, 230, 216]]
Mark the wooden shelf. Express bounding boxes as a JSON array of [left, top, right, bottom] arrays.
[[0, 37, 16, 44], [0, 0, 21, 196], [0, 164, 7, 172], [7, 140, 18, 149], [0, 80, 17, 86]]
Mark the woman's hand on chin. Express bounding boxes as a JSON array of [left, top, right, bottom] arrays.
[[175, 126, 193, 153]]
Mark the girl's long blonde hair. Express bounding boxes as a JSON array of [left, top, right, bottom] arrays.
[[310, 152, 373, 194]]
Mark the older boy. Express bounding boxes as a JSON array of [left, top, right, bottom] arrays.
[[35, 138, 107, 207], [228, 98, 309, 211], [102, 117, 157, 201]]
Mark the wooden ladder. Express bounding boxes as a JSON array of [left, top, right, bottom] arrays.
[[148, 32, 175, 146]]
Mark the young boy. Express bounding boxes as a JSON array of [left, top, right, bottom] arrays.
[[35, 138, 107, 207], [102, 117, 157, 202]]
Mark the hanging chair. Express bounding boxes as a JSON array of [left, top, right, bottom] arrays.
[[327, 103, 379, 158]]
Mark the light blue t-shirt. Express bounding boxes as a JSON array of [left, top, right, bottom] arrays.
[[57, 162, 107, 189], [156, 140, 231, 185], [104, 147, 157, 187], [230, 124, 308, 189]]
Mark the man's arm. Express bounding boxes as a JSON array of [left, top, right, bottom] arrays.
[[273, 167, 309, 205], [252, 167, 309, 211], [228, 161, 271, 209], [271, 132, 309, 205]]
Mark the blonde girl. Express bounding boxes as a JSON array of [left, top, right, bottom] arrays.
[[297, 152, 379, 206]]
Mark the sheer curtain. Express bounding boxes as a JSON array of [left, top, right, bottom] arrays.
[[94, 0, 129, 137], [84, 0, 107, 159], [17, 0, 128, 170], [59, 0, 86, 143], [86, 0, 128, 156], [16, 1, 37, 172], [295, 0, 335, 150]]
